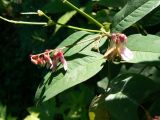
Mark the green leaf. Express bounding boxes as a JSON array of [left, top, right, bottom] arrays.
[[103, 74, 160, 120], [112, 0, 160, 32], [140, 6, 160, 26], [54, 10, 77, 34], [35, 51, 105, 102], [58, 31, 92, 48], [97, 77, 109, 90], [24, 112, 40, 120], [106, 74, 160, 120], [110, 74, 160, 101], [127, 34, 160, 63], [89, 93, 110, 120], [25, 100, 56, 120], [58, 31, 103, 56]]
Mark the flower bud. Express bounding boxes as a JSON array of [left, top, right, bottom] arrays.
[[119, 34, 127, 43], [111, 33, 117, 43], [37, 10, 44, 16], [30, 55, 39, 65]]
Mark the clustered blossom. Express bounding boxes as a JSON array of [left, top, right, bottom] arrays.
[[30, 49, 67, 71], [104, 33, 133, 61]]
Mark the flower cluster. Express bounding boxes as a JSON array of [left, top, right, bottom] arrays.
[[104, 33, 133, 61], [30, 49, 67, 71]]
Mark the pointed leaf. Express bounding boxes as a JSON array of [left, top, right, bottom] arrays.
[[54, 10, 77, 34], [35, 51, 105, 102], [112, 0, 160, 32]]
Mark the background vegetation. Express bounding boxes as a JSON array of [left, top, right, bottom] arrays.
[[0, 0, 160, 120]]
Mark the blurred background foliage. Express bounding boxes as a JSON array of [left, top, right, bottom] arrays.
[[0, 0, 160, 120]]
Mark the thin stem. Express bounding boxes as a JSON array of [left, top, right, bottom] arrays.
[[39, 9, 102, 33], [56, 22, 101, 33], [62, 0, 104, 28], [43, 14, 52, 21], [21, 12, 38, 15], [138, 24, 148, 35], [0, 16, 47, 25], [0, 16, 101, 33]]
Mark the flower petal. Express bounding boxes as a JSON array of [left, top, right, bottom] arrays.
[[60, 56, 68, 71], [44, 54, 52, 65], [120, 47, 133, 61], [51, 59, 58, 72]]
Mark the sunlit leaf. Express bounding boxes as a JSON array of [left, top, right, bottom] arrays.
[[58, 31, 105, 56], [127, 34, 160, 63], [54, 10, 77, 34], [112, 0, 160, 32], [35, 51, 105, 102]]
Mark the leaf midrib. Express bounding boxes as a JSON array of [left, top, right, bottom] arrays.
[[114, 0, 160, 30]]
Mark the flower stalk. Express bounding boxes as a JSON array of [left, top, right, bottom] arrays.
[[0, 16, 47, 25], [62, 0, 104, 28], [0, 14, 101, 33]]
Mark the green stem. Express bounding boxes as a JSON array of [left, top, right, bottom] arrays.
[[43, 14, 52, 21], [0, 16, 47, 25], [0, 16, 101, 33], [56, 22, 101, 33], [40, 9, 101, 33], [63, 0, 104, 28]]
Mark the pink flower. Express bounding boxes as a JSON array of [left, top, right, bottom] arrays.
[[30, 50, 52, 68], [104, 33, 133, 61], [30, 55, 39, 65], [119, 47, 133, 61], [30, 49, 68, 71], [30, 49, 67, 72], [51, 49, 67, 71], [43, 50, 52, 68], [153, 116, 160, 120]]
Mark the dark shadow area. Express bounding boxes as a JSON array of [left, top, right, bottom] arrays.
[[0, 21, 43, 119]]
